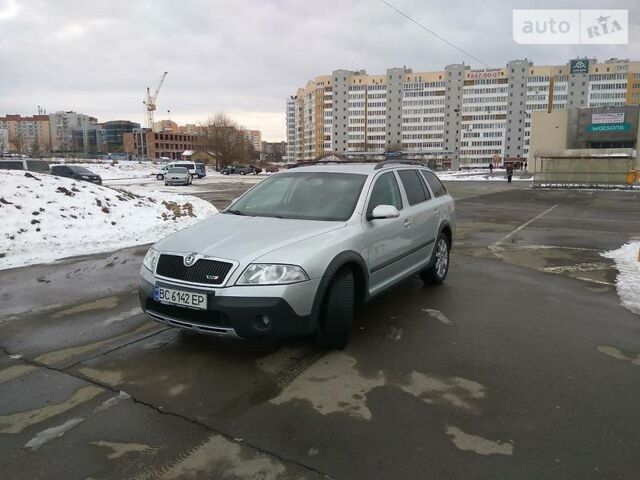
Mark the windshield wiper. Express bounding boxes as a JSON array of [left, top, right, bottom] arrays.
[[225, 209, 245, 216]]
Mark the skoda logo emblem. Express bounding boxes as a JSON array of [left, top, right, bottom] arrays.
[[183, 253, 197, 267]]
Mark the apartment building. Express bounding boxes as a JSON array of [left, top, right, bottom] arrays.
[[0, 114, 52, 153], [246, 129, 262, 153], [287, 58, 640, 168], [48, 111, 96, 152]]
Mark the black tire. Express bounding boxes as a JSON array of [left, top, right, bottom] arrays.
[[420, 232, 450, 285], [316, 268, 354, 350], [156, 174, 164, 180], [240, 171, 246, 176], [164, 182, 168, 186]]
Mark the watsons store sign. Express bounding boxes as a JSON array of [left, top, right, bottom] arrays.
[[586, 123, 631, 133]]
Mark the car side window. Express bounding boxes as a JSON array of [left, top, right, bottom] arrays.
[[421, 171, 448, 198], [367, 172, 403, 215], [397, 169, 430, 206]]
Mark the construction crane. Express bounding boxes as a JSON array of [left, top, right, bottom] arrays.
[[143, 71, 168, 129]]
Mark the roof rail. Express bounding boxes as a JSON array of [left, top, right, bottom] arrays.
[[287, 159, 355, 169], [374, 159, 426, 170]]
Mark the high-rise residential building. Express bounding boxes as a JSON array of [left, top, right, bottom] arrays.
[[49, 111, 96, 152], [246, 129, 262, 152], [286, 58, 640, 168], [285, 96, 296, 162], [0, 114, 51, 153]]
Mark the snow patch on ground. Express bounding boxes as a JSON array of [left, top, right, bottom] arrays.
[[52, 160, 221, 180], [438, 169, 531, 182], [0, 170, 217, 270], [601, 241, 640, 315]]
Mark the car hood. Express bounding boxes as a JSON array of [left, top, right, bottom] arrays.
[[154, 213, 345, 264]]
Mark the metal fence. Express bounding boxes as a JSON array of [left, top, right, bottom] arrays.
[[533, 156, 638, 188]]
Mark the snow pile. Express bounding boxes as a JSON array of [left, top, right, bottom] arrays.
[[0, 170, 217, 270], [438, 169, 531, 182], [54, 161, 160, 180], [602, 241, 640, 315]]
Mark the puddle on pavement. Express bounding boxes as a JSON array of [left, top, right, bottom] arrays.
[[445, 425, 513, 456], [270, 352, 488, 420], [597, 345, 640, 366], [53, 296, 120, 317], [0, 385, 103, 434], [91, 440, 160, 459], [78, 367, 125, 386], [131, 434, 293, 480], [0, 364, 38, 384], [487, 244, 615, 285], [35, 322, 157, 366]]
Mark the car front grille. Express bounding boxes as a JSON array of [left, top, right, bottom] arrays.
[[156, 254, 233, 285]]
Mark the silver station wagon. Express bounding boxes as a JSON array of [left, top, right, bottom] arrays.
[[139, 160, 456, 349]]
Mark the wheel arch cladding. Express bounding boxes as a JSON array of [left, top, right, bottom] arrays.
[[310, 251, 369, 323], [440, 221, 453, 246]]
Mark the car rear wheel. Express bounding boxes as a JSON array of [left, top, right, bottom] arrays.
[[156, 174, 164, 180], [420, 232, 450, 285], [316, 268, 354, 350]]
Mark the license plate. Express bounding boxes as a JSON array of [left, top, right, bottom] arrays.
[[154, 286, 207, 310]]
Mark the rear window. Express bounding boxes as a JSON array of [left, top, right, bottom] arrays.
[[397, 169, 430, 206], [0, 161, 24, 170], [68, 166, 92, 173], [421, 171, 448, 198], [175, 163, 193, 169]]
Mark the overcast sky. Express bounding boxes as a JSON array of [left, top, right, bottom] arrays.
[[1, 0, 637, 140]]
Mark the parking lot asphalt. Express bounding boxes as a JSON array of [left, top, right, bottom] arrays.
[[1, 180, 639, 479]]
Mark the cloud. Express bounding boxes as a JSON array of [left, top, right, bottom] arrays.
[[0, 0, 19, 20], [0, 0, 637, 141]]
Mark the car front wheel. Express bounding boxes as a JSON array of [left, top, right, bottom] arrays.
[[316, 268, 354, 350], [420, 233, 450, 285]]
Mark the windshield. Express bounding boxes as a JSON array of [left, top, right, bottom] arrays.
[[228, 172, 367, 221], [169, 167, 188, 173]]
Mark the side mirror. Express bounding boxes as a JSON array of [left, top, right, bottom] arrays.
[[369, 204, 400, 220]]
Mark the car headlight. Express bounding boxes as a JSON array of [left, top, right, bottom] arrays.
[[81, 175, 90, 179], [237, 264, 308, 285], [142, 248, 160, 272]]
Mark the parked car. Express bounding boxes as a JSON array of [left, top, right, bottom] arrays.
[[139, 161, 455, 349], [249, 164, 262, 174], [194, 162, 206, 179], [221, 164, 257, 175], [50, 165, 102, 184], [154, 161, 196, 180], [164, 167, 192, 186], [265, 165, 280, 173], [0, 158, 50, 173]]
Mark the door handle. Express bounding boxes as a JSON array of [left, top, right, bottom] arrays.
[[434, 209, 440, 216], [403, 219, 412, 228]]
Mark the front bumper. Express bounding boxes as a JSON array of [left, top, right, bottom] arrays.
[[165, 178, 189, 185], [138, 270, 318, 338]]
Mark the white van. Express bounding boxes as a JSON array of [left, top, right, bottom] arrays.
[[154, 161, 196, 180], [0, 158, 50, 173]]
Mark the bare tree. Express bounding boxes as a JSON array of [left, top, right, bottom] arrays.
[[201, 113, 250, 169], [9, 131, 24, 154]]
